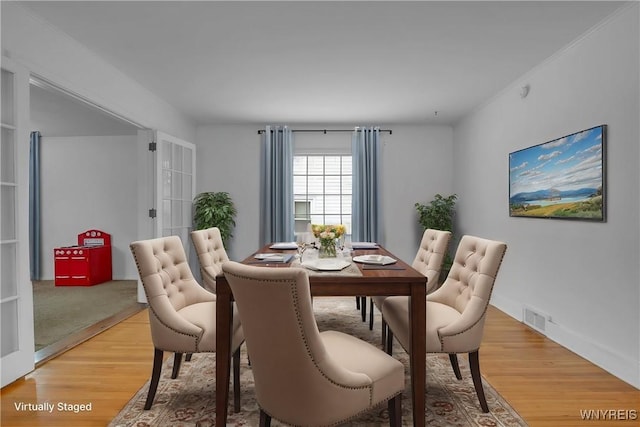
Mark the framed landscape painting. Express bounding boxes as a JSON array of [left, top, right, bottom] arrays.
[[509, 125, 606, 221]]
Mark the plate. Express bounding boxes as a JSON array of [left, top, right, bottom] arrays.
[[301, 259, 351, 271], [352, 255, 397, 265], [269, 242, 298, 250]]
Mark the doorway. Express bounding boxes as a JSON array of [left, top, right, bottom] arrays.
[[29, 77, 144, 364]]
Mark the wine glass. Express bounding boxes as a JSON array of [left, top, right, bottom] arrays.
[[296, 233, 308, 262]]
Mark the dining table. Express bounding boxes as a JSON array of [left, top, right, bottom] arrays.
[[215, 243, 427, 427]]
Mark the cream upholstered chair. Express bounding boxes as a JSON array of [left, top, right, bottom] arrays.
[[222, 261, 405, 427], [382, 235, 507, 413], [369, 229, 452, 335], [130, 236, 244, 410], [190, 227, 230, 293]]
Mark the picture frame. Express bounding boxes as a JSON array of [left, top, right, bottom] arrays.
[[509, 125, 606, 221]]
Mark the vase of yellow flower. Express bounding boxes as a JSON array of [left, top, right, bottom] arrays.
[[311, 224, 346, 258]]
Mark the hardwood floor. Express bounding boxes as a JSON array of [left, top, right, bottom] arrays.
[[1, 305, 638, 426]]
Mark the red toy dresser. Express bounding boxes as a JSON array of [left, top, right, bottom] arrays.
[[54, 229, 113, 286]]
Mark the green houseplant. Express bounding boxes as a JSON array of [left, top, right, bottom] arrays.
[[193, 192, 237, 246], [415, 193, 457, 280]]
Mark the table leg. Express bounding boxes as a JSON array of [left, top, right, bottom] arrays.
[[409, 282, 426, 427], [216, 281, 232, 426]]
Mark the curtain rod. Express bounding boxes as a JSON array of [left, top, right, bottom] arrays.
[[257, 128, 392, 135]]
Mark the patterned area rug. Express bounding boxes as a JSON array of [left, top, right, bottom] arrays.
[[110, 297, 527, 426]]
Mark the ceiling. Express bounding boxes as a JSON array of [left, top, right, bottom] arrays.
[[21, 1, 627, 126]]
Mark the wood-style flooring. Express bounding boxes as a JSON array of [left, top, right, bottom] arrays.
[[1, 305, 638, 426]]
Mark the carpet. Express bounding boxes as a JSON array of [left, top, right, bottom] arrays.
[[110, 297, 527, 426], [34, 280, 139, 350]]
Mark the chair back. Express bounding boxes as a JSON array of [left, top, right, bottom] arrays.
[[222, 261, 373, 424], [191, 227, 230, 292], [130, 236, 215, 350], [427, 235, 507, 349], [412, 228, 452, 292]]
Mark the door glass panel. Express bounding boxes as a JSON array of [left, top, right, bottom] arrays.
[[1, 300, 19, 357], [1, 186, 16, 240], [1, 69, 14, 125], [172, 172, 182, 200], [1, 128, 16, 182], [163, 170, 171, 198], [182, 174, 192, 201], [172, 200, 182, 227], [1, 243, 17, 298], [182, 147, 192, 174], [172, 144, 183, 170], [162, 140, 171, 169]]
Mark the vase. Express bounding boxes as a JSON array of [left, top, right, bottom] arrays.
[[318, 240, 337, 258]]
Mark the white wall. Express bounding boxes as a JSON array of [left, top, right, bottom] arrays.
[[41, 136, 138, 280], [195, 124, 453, 263], [453, 5, 639, 388]]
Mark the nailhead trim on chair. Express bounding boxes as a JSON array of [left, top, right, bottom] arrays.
[[148, 304, 202, 352], [226, 270, 402, 426]]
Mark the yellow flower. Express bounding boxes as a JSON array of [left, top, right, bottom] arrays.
[[311, 224, 345, 239]]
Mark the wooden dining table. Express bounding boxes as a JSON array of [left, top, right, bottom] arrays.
[[215, 244, 427, 427]]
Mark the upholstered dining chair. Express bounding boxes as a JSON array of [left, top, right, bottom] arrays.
[[130, 236, 244, 411], [382, 235, 507, 413], [190, 227, 230, 293], [370, 229, 452, 341], [222, 261, 405, 427]]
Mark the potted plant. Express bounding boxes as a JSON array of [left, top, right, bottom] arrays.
[[414, 193, 457, 281], [193, 192, 237, 246]]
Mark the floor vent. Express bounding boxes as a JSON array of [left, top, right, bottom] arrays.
[[523, 306, 547, 334]]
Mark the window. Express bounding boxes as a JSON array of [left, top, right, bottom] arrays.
[[293, 155, 352, 234]]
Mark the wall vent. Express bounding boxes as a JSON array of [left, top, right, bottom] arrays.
[[523, 306, 547, 334]]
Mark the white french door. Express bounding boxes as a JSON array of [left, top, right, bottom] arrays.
[[1, 58, 35, 386], [136, 130, 196, 302], [155, 131, 196, 244]]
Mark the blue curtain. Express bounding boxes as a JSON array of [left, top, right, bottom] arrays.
[[352, 127, 382, 243], [260, 125, 295, 245], [29, 131, 42, 280]]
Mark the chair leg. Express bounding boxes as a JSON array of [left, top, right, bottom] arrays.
[[144, 348, 164, 410], [171, 352, 183, 379], [360, 296, 367, 322], [356, 296, 361, 309], [469, 350, 489, 413], [386, 329, 394, 355], [388, 394, 402, 427], [381, 317, 388, 348], [233, 347, 241, 413], [185, 353, 192, 362], [259, 409, 272, 427], [449, 353, 463, 380], [369, 298, 374, 330]]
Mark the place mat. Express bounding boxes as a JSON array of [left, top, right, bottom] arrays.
[[291, 259, 363, 277]]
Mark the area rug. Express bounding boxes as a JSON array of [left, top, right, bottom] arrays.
[[110, 297, 527, 426]]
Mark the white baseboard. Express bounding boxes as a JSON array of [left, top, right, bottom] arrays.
[[490, 294, 640, 390]]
